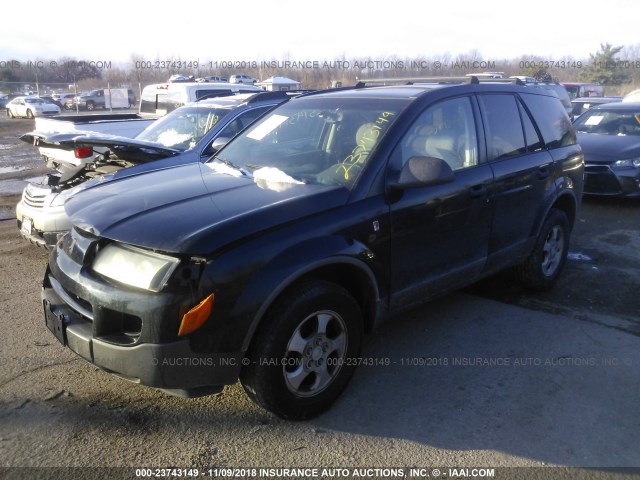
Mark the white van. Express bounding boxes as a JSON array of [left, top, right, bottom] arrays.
[[140, 82, 262, 117]]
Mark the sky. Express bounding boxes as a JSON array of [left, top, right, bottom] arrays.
[[2, 0, 639, 65]]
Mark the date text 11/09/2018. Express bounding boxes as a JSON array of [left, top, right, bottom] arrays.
[[134, 467, 497, 478]]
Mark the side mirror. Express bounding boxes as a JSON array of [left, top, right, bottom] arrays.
[[203, 137, 231, 156], [388, 156, 455, 190]]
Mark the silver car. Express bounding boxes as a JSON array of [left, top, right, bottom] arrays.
[[6, 96, 61, 118]]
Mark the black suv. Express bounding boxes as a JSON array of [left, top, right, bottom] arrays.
[[42, 78, 584, 419]]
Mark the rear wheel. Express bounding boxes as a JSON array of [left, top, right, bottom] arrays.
[[86, 102, 95, 111], [516, 208, 570, 291], [240, 280, 363, 420], [7, 109, 14, 119]]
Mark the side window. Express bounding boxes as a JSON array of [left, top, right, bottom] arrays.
[[218, 106, 270, 138], [399, 96, 478, 171], [520, 93, 577, 148], [478, 94, 526, 161], [518, 101, 544, 152]]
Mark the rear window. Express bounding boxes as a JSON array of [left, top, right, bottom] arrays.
[[520, 93, 576, 148]]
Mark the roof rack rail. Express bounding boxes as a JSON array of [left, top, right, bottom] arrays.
[[476, 77, 525, 85], [292, 84, 366, 99], [246, 89, 316, 103], [354, 76, 524, 86], [355, 77, 473, 86]]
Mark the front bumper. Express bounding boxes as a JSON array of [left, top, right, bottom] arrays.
[[33, 110, 60, 117], [41, 230, 242, 396], [584, 164, 640, 197], [16, 191, 69, 248]]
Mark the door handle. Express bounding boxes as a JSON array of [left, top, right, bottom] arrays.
[[469, 184, 487, 198], [537, 167, 550, 180]]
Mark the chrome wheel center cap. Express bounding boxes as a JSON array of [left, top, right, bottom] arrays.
[[311, 345, 324, 361]]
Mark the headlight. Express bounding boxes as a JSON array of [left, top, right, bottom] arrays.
[[92, 243, 180, 292], [613, 158, 640, 168]]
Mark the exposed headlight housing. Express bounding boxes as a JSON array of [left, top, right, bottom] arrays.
[[92, 243, 180, 292], [613, 158, 640, 168]]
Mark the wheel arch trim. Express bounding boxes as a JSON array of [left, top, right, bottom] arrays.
[[240, 256, 382, 352]]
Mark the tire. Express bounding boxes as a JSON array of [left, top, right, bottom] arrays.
[[26, 109, 35, 119], [516, 208, 570, 291], [7, 109, 14, 119], [240, 280, 363, 420], [86, 102, 95, 111]]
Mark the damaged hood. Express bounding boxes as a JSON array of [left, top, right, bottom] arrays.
[[20, 131, 181, 158], [64, 162, 347, 255]]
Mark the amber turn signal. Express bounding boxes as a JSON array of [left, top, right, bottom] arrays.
[[178, 294, 214, 336]]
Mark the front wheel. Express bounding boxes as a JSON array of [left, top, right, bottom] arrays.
[[26, 109, 34, 119], [7, 109, 14, 119], [516, 208, 570, 291], [240, 280, 363, 420], [86, 102, 95, 111]]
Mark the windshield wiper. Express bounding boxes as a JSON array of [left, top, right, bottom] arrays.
[[212, 155, 252, 177]]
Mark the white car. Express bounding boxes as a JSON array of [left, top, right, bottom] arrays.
[[6, 96, 61, 118], [229, 74, 258, 84]]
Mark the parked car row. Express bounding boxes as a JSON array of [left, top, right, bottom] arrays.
[[172, 74, 258, 84], [65, 89, 138, 110], [19, 76, 587, 420], [4, 90, 138, 116]]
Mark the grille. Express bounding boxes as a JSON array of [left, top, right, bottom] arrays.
[[22, 186, 49, 209]]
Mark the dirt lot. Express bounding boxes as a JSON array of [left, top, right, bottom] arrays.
[[0, 114, 639, 478]]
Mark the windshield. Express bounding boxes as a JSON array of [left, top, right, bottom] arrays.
[[136, 104, 233, 150], [25, 98, 45, 104], [573, 108, 640, 136], [208, 96, 406, 189]]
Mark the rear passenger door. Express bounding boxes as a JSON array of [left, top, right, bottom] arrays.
[[388, 96, 494, 309], [477, 94, 554, 271]]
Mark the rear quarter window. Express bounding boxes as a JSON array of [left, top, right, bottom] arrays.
[[478, 94, 526, 161], [520, 93, 576, 148]]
